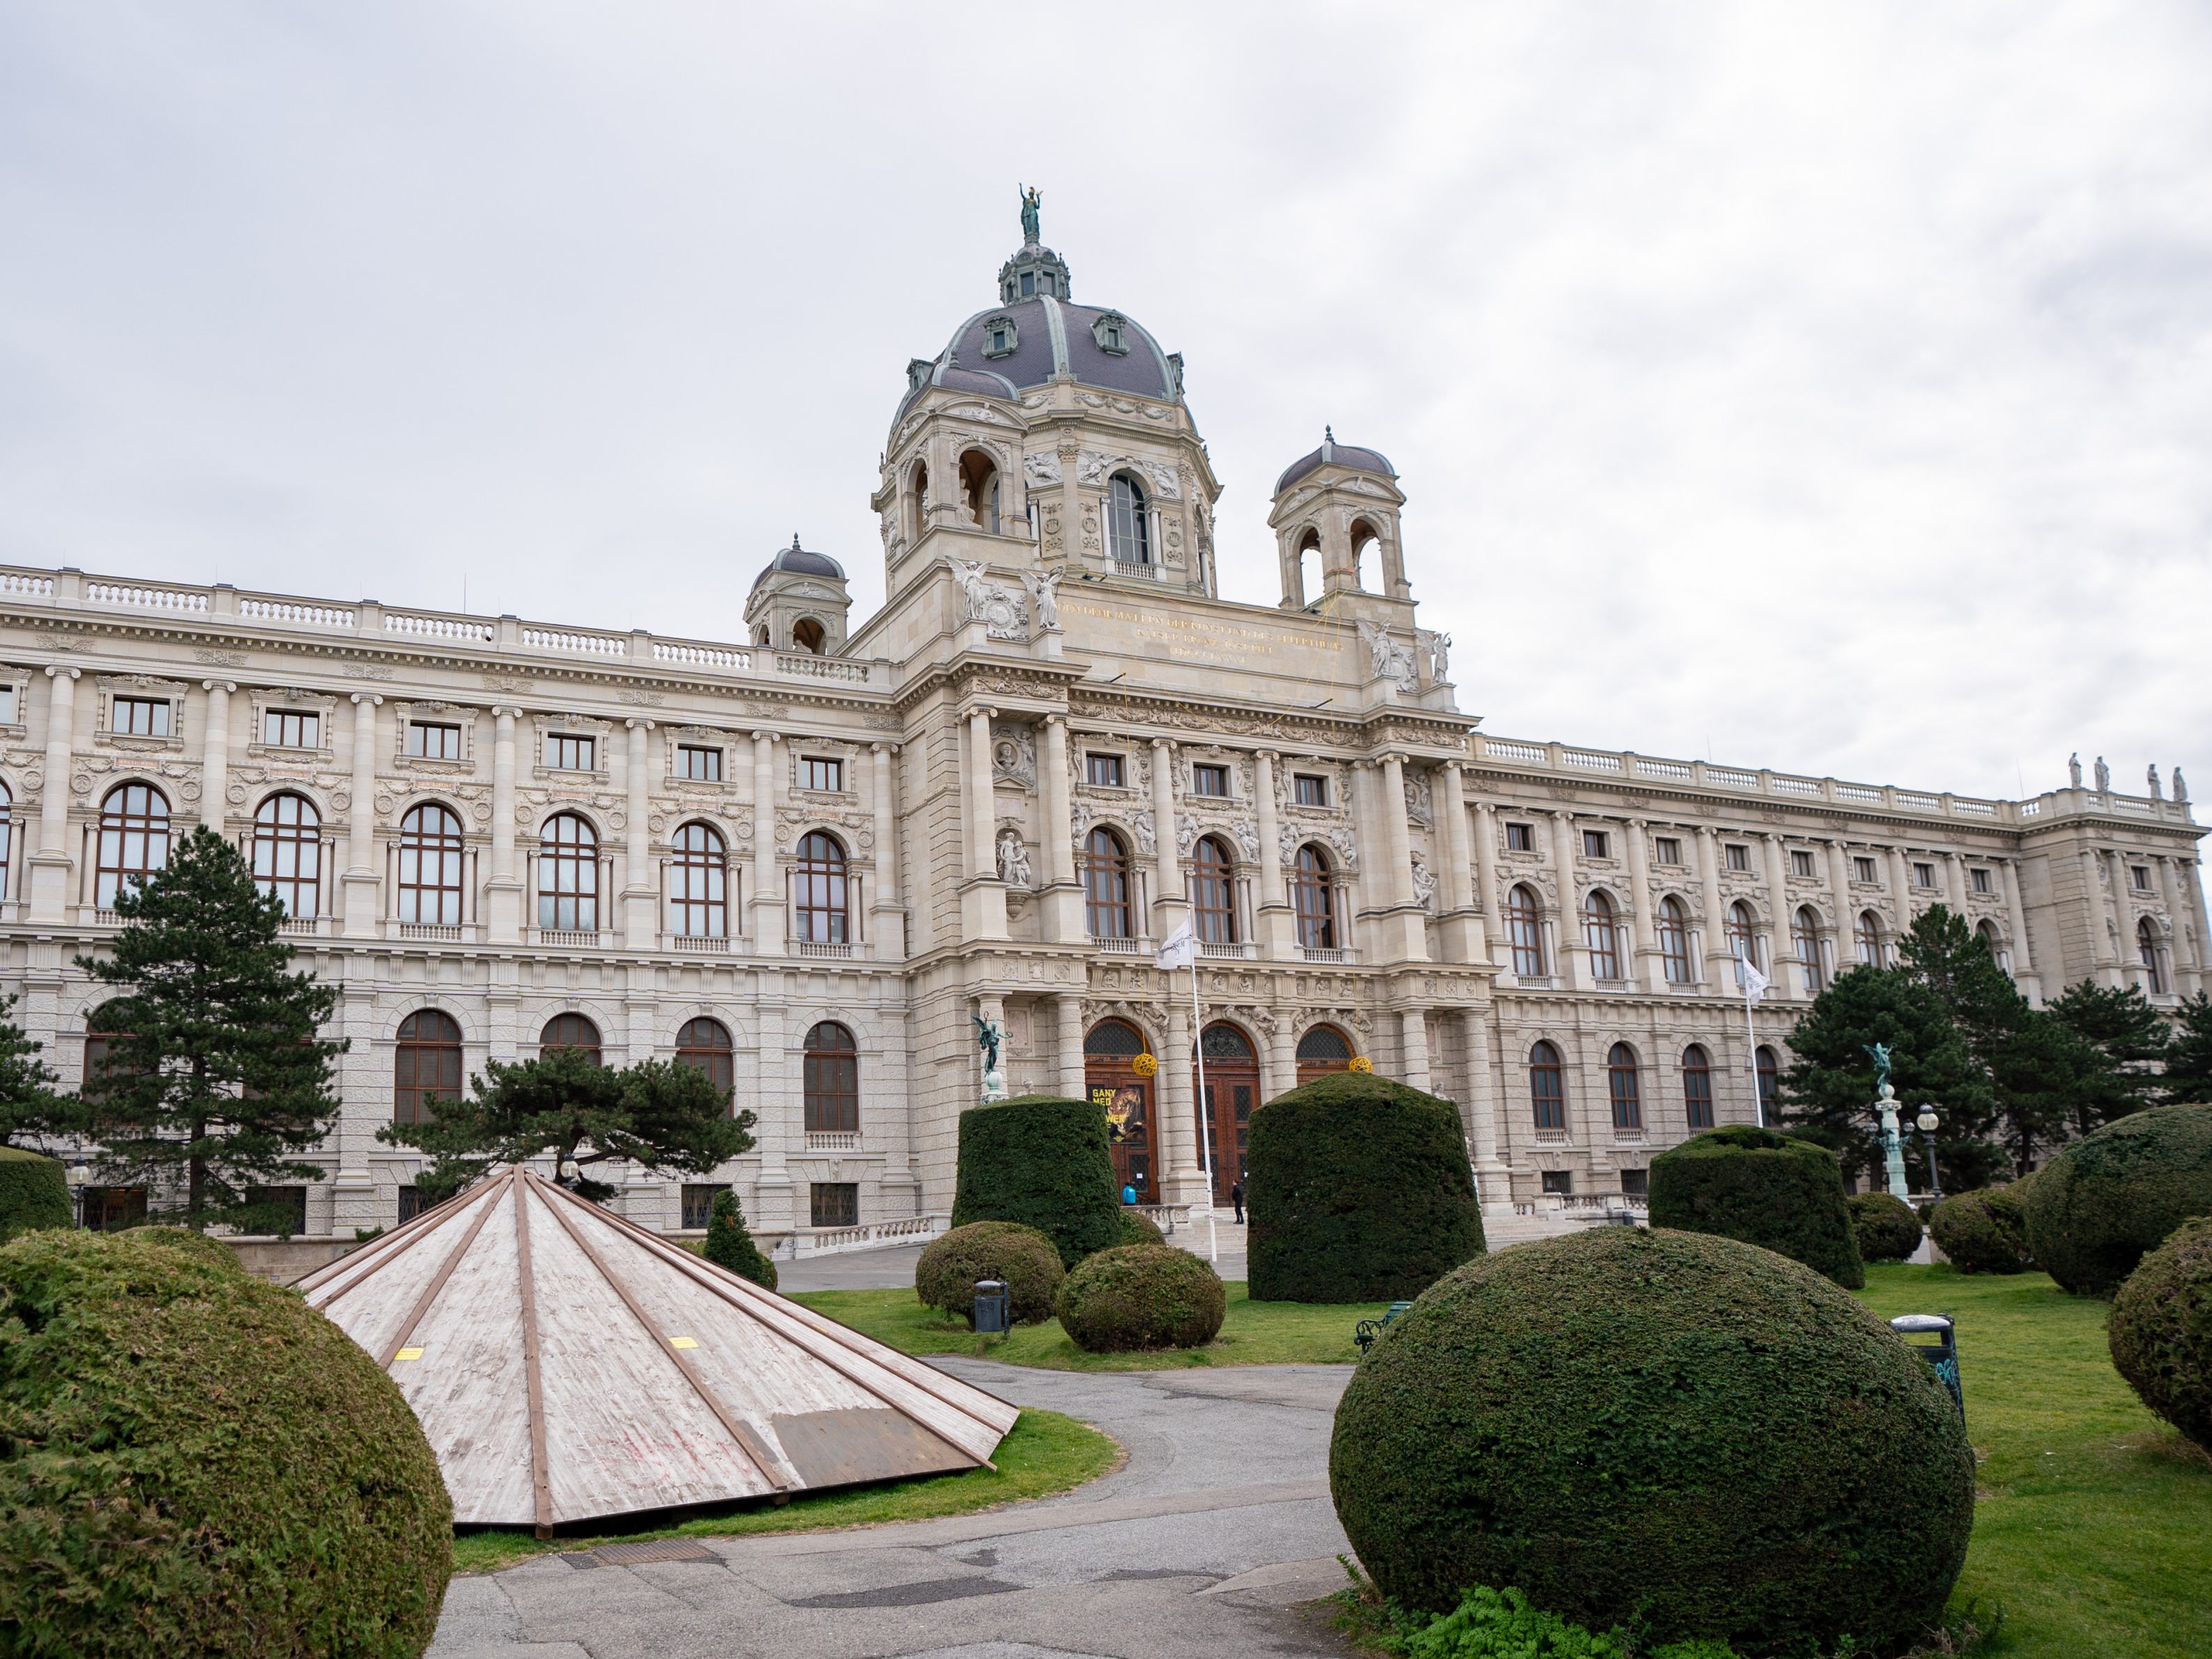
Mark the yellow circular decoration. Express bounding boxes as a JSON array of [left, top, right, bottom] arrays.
[[1347, 1055, 1374, 1074], [1131, 1053, 1158, 1078]]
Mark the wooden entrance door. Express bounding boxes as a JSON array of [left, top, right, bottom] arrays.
[[1295, 1022, 1355, 1087], [1195, 1023, 1258, 1206], [1084, 1019, 1157, 1203]]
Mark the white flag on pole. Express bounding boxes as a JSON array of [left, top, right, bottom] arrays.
[[1740, 958, 1770, 1005], [1156, 918, 1197, 971]]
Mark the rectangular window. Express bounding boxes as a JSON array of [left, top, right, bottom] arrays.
[[1725, 844, 1750, 872], [1913, 862, 1936, 888], [1582, 829, 1610, 860], [86, 1186, 148, 1232], [1970, 868, 1992, 895], [262, 710, 320, 748], [1192, 763, 1230, 798], [799, 756, 843, 792], [2131, 865, 2152, 892], [1652, 835, 1681, 865], [1293, 773, 1328, 807], [1620, 1168, 1649, 1199], [112, 696, 171, 737], [681, 1182, 731, 1230], [1855, 856, 1878, 884], [548, 734, 595, 772], [1791, 849, 1816, 878], [809, 1182, 859, 1228], [678, 744, 722, 782], [407, 721, 461, 760], [1505, 822, 1534, 852], [396, 1186, 427, 1224], [0, 685, 20, 723], [1087, 752, 1126, 788], [246, 1185, 308, 1237], [1540, 1170, 1574, 1196]]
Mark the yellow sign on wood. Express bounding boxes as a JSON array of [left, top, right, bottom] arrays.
[[395, 1347, 424, 1361], [668, 1337, 698, 1350]]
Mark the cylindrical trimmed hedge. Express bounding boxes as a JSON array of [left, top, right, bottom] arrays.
[[1329, 1228, 1974, 1656], [1647, 1124, 1864, 1288], [1054, 1244, 1226, 1352], [916, 1220, 1064, 1326], [2025, 1104, 2212, 1295], [1847, 1191, 1924, 1263], [2107, 1215, 2212, 1448], [1929, 1184, 2034, 1274], [0, 1228, 452, 1658], [950, 1094, 1120, 1268], [1246, 1072, 1486, 1303], [0, 1145, 71, 1241]]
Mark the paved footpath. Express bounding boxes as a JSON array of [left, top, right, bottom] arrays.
[[428, 1355, 1356, 1659], [777, 1220, 1249, 1293]]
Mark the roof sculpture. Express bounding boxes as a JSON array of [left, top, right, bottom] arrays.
[[296, 1167, 1017, 1534]]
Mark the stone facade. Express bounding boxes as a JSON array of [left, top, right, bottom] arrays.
[[3, 221, 2203, 1232]]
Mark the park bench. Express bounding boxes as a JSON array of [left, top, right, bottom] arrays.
[[1352, 1300, 1416, 1355]]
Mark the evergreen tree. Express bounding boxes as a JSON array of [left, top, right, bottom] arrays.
[[75, 826, 346, 1231], [704, 1186, 777, 1288], [2047, 980, 2170, 1129], [0, 992, 73, 1149], [382, 1045, 754, 1202], [2162, 992, 2212, 1104]]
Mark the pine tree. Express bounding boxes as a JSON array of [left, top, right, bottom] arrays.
[[0, 992, 73, 1150], [75, 826, 346, 1231], [2047, 980, 2170, 1129], [2162, 992, 2212, 1104], [381, 1045, 755, 1203], [704, 1186, 777, 1288]]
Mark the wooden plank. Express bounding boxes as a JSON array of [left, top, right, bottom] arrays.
[[513, 1171, 554, 1538], [297, 1171, 489, 1298], [377, 1172, 506, 1368]]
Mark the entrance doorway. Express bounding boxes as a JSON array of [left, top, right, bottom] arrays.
[[1295, 1022, 1355, 1087], [1195, 1022, 1258, 1207], [1085, 1018, 1156, 1203]]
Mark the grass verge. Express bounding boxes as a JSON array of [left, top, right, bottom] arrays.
[[449, 1406, 1117, 1576], [790, 1279, 1389, 1369]]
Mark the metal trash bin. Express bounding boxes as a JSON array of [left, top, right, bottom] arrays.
[[973, 1277, 1010, 1337], [1890, 1314, 1963, 1415]]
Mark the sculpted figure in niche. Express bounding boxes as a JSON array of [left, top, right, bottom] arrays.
[[995, 829, 1032, 889], [952, 558, 991, 622]]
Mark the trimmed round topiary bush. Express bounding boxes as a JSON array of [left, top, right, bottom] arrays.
[[1848, 1191, 1923, 1263], [1115, 1207, 1165, 1249], [2107, 1215, 2212, 1449], [950, 1094, 1119, 1268], [0, 1228, 451, 1658], [1054, 1244, 1226, 1353], [1929, 1184, 2034, 1274], [703, 1188, 777, 1290], [916, 1219, 1064, 1326], [1246, 1071, 1486, 1303], [1647, 1124, 1864, 1289], [124, 1224, 246, 1272], [1329, 1227, 1974, 1656], [2026, 1103, 2212, 1295], [0, 1145, 70, 1242]]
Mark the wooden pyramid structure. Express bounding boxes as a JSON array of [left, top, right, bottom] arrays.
[[297, 1166, 1017, 1533]]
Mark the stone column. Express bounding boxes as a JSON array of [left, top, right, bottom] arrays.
[[622, 718, 655, 948], [1552, 811, 1585, 990], [1056, 993, 1086, 1100], [869, 743, 904, 961], [1151, 738, 1181, 938], [1161, 996, 1205, 1205], [2187, 857, 2212, 1000], [1472, 798, 1500, 963], [1398, 1006, 1433, 1092], [1698, 826, 1728, 985], [1942, 850, 1968, 913], [199, 680, 234, 833], [2101, 849, 2135, 988], [2003, 856, 2042, 1002], [961, 711, 1008, 941], [487, 707, 522, 943], [1460, 1006, 1507, 1199], [1371, 753, 1428, 962], [1825, 839, 1858, 977], [341, 694, 382, 937], [1039, 717, 1082, 943], [752, 1002, 795, 1226], [751, 731, 784, 950], [1625, 818, 1660, 990], [1763, 833, 1793, 998], [1253, 750, 1293, 956], [28, 666, 79, 921], [2155, 855, 2191, 992], [1887, 845, 1915, 936], [1436, 762, 1483, 961], [1262, 1016, 1294, 1103]]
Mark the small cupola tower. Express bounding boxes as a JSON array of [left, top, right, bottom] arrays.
[[1266, 429, 1411, 613], [744, 535, 851, 655]]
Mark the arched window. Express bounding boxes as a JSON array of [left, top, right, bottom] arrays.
[[394, 1010, 463, 1125], [252, 792, 322, 918], [82, 1006, 123, 1102], [1529, 1040, 1565, 1131], [1793, 906, 1824, 992], [803, 1020, 859, 1133], [397, 803, 465, 926], [1190, 835, 1236, 944], [1295, 526, 1322, 604], [1608, 1043, 1642, 1131], [1756, 1045, 1780, 1119], [1657, 897, 1693, 984], [1977, 918, 2012, 978], [1681, 1043, 1714, 1129], [1084, 827, 1133, 939], [959, 449, 1001, 535], [2139, 918, 2167, 995], [1347, 518, 1380, 590], [0, 779, 12, 902], [1086, 1019, 1149, 1057], [675, 1017, 733, 1102], [1295, 1022, 1354, 1084], [793, 831, 849, 944], [1583, 891, 1622, 981], [96, 782, 170, 907], [1726, 900, 1763, 981], [1855, 910, 1883, 967], [538, 812, 599, 932], [1292, 843, 1336, 949], [1107, 472, 1151, 564], [791, 618, 827, 654], [668, 821, 728, 938], [540, 1013, 601, 1063], [1507, 885, 1546, 978]]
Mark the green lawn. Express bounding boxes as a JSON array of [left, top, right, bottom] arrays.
[[1854, 1263, 2210, 1659], [448, 1406, 1117, 1575], [790, 1280, 1393, 1369]]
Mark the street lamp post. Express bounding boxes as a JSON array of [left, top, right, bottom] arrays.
[[66, 1160, 89, 1229], [1915, 1106, 1943, 1201]]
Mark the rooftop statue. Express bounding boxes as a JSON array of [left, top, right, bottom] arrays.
[[1019, 184, 1041, 247]]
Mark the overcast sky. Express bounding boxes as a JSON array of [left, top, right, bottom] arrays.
[[4, 3, 2208, 803]]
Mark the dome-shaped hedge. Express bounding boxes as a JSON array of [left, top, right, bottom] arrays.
[[1246, 1071, 1485, 1303], [1054, 1244, 1225, 1353], [0, 1145, 70, 1242], [1848, 1191, 1924, 1263], [0, 1228, 451, 1658], [1647, 1124, 1864, 1288], [2026, 1104, 2212, 1295], [2107, 1215, 2212, 1448], [125, 1223, 246, 1272], [1929, 1184, 2033, 1274], [1116, 1207, 1166, 1249], [916, 1219, 1064, 1326], [950, 1094, 1120, 1267], [1329, 1228, 1973, 1656]]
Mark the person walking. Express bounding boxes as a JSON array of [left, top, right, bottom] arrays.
[[1230, 1178, 1246, 1225]]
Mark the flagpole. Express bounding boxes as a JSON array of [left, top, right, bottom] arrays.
[[1190, 957, 1218, 1265]]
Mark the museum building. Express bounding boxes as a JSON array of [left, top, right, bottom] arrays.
[[2, 210, 2203, 1237]]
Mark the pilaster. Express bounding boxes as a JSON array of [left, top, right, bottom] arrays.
[[27, 667, 79, 923]]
